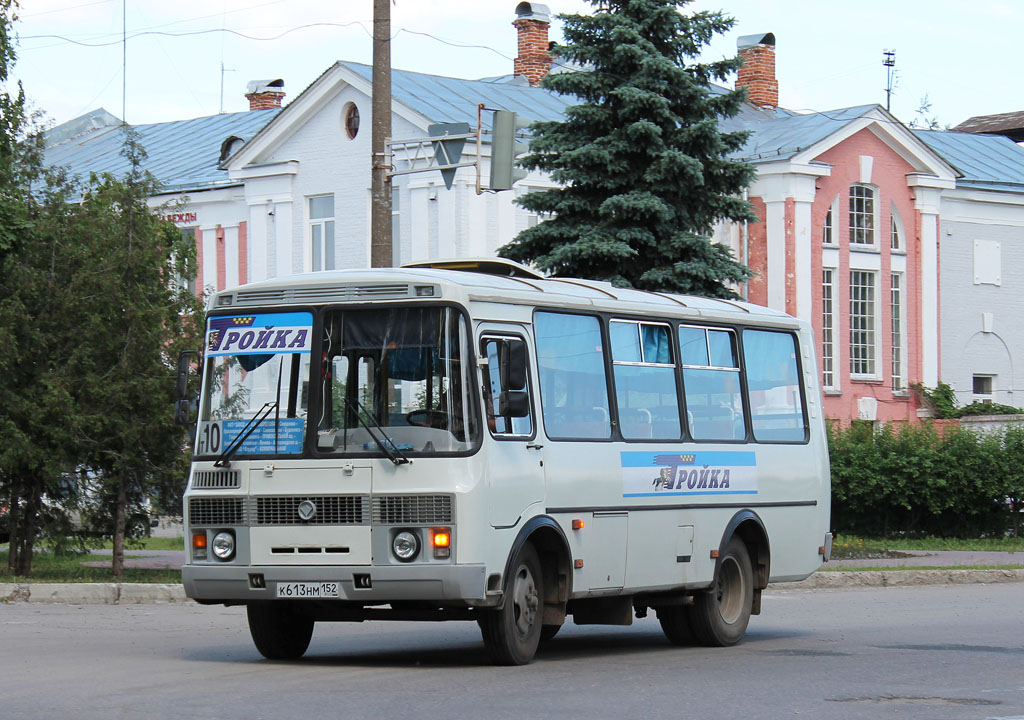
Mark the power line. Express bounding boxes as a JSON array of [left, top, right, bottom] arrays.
[[18, 22, 516, 62], [19, 22, 369, 48]]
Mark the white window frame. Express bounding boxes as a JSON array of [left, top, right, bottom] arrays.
[[891, 272, 906, 392], [821, 268, 838, 391], [849, 184, 877, 248], [822, 194, 839, 247], [972, 374, 994, 404], [308, 194, 335, 272], [890, 206, 905, 253], [850, 270, 879, 379]]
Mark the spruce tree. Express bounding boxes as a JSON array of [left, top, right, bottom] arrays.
[[499, 0, 756, 298]]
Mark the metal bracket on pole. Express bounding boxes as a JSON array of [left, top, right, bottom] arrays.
[[386, 125, 481, 185]]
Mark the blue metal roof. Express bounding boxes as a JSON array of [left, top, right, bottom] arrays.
[[44, 109, 280, 194], [44, 59, 1024, 200], [914, 129, 1024, 192], [725, 104, 879, 162], [340, 61, 575, 130]]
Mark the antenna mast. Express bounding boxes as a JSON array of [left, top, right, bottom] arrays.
[[883, 49, 896, 111]]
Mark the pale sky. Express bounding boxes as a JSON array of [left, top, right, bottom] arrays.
[[9, 0, 1020, 131]]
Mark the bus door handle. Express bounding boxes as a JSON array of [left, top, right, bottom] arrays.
[[526, 443, 544, 451]]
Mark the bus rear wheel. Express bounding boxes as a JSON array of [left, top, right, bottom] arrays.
[[690, 537, 753, 647], [479, 542, 543, 665], [656, 604, 694, 646], [247, 602, 314, 660]]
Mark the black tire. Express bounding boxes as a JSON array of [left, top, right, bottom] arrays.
[[539, 623, 561, 643], [479, 543, 544, 665], [690, 537, 753, 647], [656, 605, 694, 646], [247, 602, 314, 660]]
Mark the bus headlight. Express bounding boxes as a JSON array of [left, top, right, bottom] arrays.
[[392, 530, 419, 562], [211, 531, 235, 561]]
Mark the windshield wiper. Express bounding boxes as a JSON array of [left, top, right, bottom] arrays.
[[342, 396, 410, 466], [214, 402, 277, 468]]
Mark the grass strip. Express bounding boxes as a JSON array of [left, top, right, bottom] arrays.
[[821, 564, 1024, 572]]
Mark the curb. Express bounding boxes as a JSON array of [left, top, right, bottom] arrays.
[[2, 570, 1023, 605], [784, 568, 1024, 590], [0, 582, 187, 604]]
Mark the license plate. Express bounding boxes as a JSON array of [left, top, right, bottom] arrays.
[[275, 582, 340, 599]]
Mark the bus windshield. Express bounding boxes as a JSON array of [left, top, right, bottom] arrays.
[[316, 306, 479, 455], [196, 311, 313, 458]]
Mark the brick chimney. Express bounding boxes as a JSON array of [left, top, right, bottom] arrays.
[[736, 33, 778, 109], [245, 79, 285, 111], [513, 2, 552, 86]]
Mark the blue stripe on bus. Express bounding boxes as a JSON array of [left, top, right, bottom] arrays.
[[623, 490, 759, 498], [620, 451, 757, 468]]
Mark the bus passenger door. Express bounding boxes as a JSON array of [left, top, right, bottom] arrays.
[[479, 331, 545, 528]]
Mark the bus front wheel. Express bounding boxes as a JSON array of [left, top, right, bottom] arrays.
[[690, 537, 753, 647], [479, 542, 543, 665], [247, 602, 314, 660]]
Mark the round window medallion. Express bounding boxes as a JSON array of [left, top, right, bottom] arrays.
[[343, 103, 360, 140]]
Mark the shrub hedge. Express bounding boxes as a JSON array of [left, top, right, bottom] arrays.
[[828, 421, 1024, 538]]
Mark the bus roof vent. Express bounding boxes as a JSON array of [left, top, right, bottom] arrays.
[[402, 257, 547, 280], [232, 283, 421, 306]]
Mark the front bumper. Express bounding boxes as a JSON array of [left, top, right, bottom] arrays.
[[182, 563, 488, 604]]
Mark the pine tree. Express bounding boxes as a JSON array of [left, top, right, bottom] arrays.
[[499, 0, 756, 298]]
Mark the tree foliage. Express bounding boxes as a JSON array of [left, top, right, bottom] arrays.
[[0, 1, 203, 575], [499, 0, 756, 298], [829, 421, 1024, 538], [68, 132, 203, 577]]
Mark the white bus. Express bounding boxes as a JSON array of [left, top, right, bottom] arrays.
[[178, 259, 832, 665]]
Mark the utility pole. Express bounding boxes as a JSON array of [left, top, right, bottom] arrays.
[[883, 49, 896, 112], [370, 0, 393, 268]]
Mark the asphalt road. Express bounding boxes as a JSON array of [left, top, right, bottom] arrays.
[[1, 584, 1022, 720]]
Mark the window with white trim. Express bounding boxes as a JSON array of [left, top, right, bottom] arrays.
[[890, 212, 901, 251], [822, 268, 836, 390], [850, 270, 877, 376], [309, 195, 335, 272], [849, 185, 875, 246], [891, 273, 905, 391], [823, 207, 833, 245], [973, 375, 994, 403]]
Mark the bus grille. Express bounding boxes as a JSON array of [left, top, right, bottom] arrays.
[[189, 497, 246, 526], [190, 470, 241, 490], [372, 495, 453, 524], [255, 496, 369, 526], [188, 494, 453, 526]]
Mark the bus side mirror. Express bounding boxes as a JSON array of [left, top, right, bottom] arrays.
[[498, 390, 530, 418], [499, 340, 527, 391], [175, 350, 199, 426]]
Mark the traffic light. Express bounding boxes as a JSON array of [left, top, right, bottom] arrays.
[[489, 110, 531, 191]]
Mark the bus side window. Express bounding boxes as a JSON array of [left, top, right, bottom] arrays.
[[482, 338, 533, 436], [610, 320, 680, 440], [535, 312, 611, 440], [679, 325, 745, 441], [743, 330, 807, 442]]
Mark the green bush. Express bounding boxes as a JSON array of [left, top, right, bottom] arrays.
[[829, 421, 1022, 538]]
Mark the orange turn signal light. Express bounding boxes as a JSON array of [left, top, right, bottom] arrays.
[[432, 529, 451, 548], [572, 519, 585, 530], [192, 532, 207, 549]]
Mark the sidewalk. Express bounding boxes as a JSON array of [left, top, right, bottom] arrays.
[[787, 549, 1024, 590], [2, 550, 1023, 605]]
